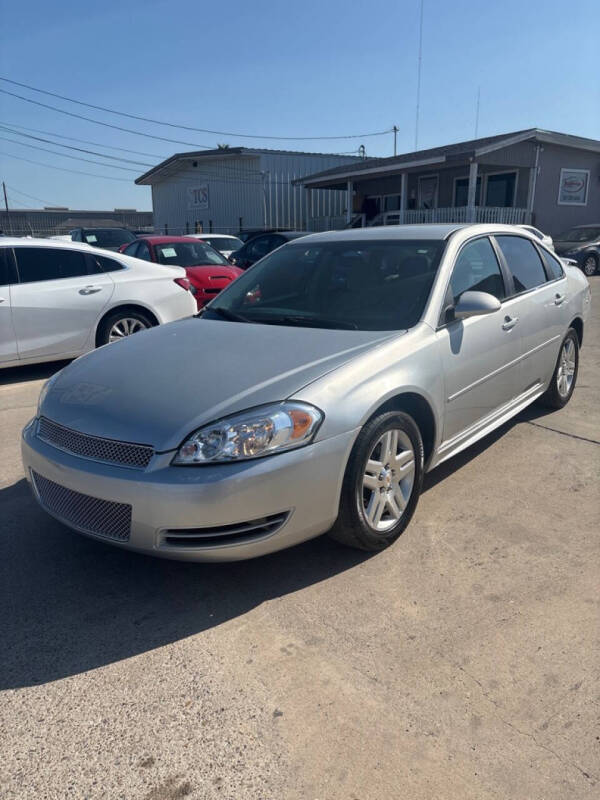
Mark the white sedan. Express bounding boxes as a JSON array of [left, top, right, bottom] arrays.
[[0, 238, 196, 369], [519, 225, 553, 250], [185, 233, 243, 259]]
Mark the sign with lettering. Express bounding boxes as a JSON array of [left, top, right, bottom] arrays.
[[187, 184, 209, 210], [558, 169, 589, 206]]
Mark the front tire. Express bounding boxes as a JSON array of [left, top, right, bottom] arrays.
[[328, 411, 424, 552], [537, 328, 579, 409], [582, 254, 598, 277]]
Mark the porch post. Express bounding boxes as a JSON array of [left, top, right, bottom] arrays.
[[467, 160, 478, 222], [346, 179, 353, 225], [400, 172, 407, 223], [526, 144, 541, 224]]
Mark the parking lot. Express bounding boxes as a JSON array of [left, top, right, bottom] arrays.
[[0, 277, 597, 800]]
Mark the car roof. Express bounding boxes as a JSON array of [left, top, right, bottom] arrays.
[[197, 233, 242, 238], [142, 235, 206, 244], [286, 223, 552, 245]]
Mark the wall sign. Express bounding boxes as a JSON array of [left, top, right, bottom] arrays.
[[557, 169, 589, 206], [187, 184, 209, 210]]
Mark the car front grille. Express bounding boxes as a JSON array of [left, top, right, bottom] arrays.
[[31, 471, 132, 542], [160, 512, 289, 549], [37, 417, 154, 469]]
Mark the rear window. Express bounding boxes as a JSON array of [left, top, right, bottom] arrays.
[[15, 247, 90, 283], [495, 235, 547, 293], [83, 229, 136, 247]]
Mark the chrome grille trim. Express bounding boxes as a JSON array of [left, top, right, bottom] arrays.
[[31, 471, 131, 542], [37, 417, 154, 469], [160, 512, 289, 549]]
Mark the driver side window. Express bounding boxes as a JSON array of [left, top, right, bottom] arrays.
[[450, 237, 506, 304]]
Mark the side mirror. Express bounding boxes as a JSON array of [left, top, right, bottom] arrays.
[[453, 290, 501, 321]]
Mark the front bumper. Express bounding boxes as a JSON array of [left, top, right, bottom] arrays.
[[21, 419, 357, 561]]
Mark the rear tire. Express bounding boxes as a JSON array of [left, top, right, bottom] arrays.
[[537, 328, 579, 409], [328, 411, 424, 552], [582, 254, 598, 277], [97, 309, 155, 347]]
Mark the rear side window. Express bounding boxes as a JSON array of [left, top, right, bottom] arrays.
[[15, 247, 89, 283], [0, 247, 11, 285], [88, 254, 124, 274], [540, 249, 564, 281], [495, 235, 547, 293], [450, 237, 506, 303]]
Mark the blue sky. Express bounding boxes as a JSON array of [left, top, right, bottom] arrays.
[[1, 0, 598, 211]]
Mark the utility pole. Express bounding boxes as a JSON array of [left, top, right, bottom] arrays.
[[392, 125, 399, 156], [2, 182, 12, 234], [415, 0, 424, 150]]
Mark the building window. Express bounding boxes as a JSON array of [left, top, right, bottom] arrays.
[[557, 168, 590, 206], [454, 176, 482, 206], [485, 172, 517, 207], [418, 175, 438, 209], [383, 194, 402, 211]]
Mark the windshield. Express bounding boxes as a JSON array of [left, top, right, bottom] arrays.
[[557, 227, 600, 242], [84, 229, 136, 247], [203, 239, 446, 331], [155, 241, 229, 267], [202, 236, 243, 252]]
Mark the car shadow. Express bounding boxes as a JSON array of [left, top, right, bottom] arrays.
[[0, 360, 72, 387], [0, 403, 555, 691]]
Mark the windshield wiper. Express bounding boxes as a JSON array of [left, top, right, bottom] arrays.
[[260, 314, 358, 330], [202, 306, 252, 323]]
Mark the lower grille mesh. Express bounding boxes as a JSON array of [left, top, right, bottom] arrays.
[[31, 471, 131, 542]]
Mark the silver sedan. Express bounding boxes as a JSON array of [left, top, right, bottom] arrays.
[[22, 224, 591, 561]]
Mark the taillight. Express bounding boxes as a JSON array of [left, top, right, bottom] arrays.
[[174, 277, 195, 294]]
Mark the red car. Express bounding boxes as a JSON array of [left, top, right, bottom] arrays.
[[120, 236, 243, 309]]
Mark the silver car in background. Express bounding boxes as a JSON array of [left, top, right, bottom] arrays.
[[22, 224, 591, 561]]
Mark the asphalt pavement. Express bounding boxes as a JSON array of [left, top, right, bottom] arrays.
[[1, 278, 598, 799]]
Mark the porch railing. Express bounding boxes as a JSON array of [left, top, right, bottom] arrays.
[[308, 206, 531, 231]]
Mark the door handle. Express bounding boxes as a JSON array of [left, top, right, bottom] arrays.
[[79, 285, 102, 295], [502, 315, 519, 331], [0, 297, 5, 303], [554, 293, 566, 306]]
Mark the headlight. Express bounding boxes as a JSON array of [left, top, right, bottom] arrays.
[[37, 372, 60, 416], [172, 402, 323, 464]]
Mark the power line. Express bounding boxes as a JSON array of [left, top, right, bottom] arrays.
[[0, 135, 141, 172], [0, 88, 215, 149], [5, 183, 61, 206], [2, 121, 167, 158], [0, 125, 154, 167], [0, 76, 393, 141], [0, 151, 132, 182]]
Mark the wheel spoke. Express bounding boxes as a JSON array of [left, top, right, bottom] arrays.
[[363, 473, 379, 491], [393, 449, 415, 479], [366, 491, 386, 527], [386, 492, 402, 521]]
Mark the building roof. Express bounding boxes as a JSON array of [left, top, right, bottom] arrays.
[[294, 129, 600, 187], [134, 147, 364, 185]]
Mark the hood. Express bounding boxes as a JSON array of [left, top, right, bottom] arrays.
[[184, 264, 242, 280], [41, 318, 396, 452]]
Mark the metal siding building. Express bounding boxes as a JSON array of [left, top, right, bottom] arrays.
[[136, 148, 363, 235]]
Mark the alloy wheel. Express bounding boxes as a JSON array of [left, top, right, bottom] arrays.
[[556, 338, 576, 397], [361, 429, 415, 532], [108, 317, 148, 342], [583, 256, 597, 277]]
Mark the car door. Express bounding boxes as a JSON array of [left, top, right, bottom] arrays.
[[0, 247, 18, 364], [436, 235, 524, 444], [494, 235, 566, 395], [11, 245, 115, 360]]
